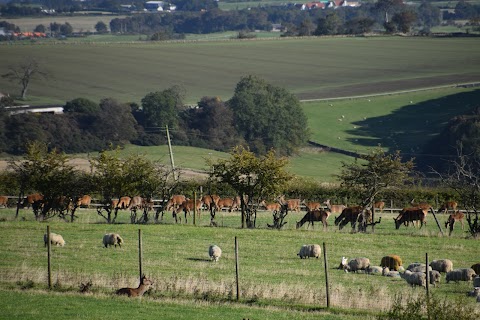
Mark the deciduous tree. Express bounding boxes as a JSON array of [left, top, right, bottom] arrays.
[[2, 58, 48, 99], [210, 146, 292, 228], [228, 75, 309, 156]]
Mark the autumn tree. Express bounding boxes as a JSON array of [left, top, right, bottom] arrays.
[[210, 146, 292, 228], [338, 147, 414, 232], [2, 58, 48, 99]]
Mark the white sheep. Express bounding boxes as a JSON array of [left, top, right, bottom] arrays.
[[43, 232, 65, 247], [297, 244, 321, 259], [338, 256, 348, 269], [366, 266, 383, 275], [400, 270, 426, 287], [446, 268, 477, 283], [382, 267, 400, 278], [407, 263, 432, 273], [208, 245, 222, 262], [429, 259, 453, 273], [102, 233, 123, 248], [346, 257, 370, 273], [429, 270, 441, 287]]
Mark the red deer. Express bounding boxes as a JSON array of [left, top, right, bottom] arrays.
[[394, 208, 426, 229], [324, 199, 346, 214], [296, 210, 330, 230], [334, 206, 364, 230], [128, 196, 143, 210], [115, 275, 153, 297], [438, 201, 458, 215], [76, 195, 92, 208], [217, 198, 236, 212], [165, 194, 187, 211], [174, 199, 202, 223], [302, 200, 322, 212], [259, 200, 281, 212], [278, 195, 301, 212], [0, 196, 8, 208], [445, 211, 464, 235], [374, 201, 385, 213], [201, 194, 220, 211], [25, 193, 43, 208], [117, 196, 131, 209], [111, 199, 119, 209]]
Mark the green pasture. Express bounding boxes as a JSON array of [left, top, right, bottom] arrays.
[[303, 87, 480, 155], [1, 37, 479, 105], [0, 207, 478, 318]]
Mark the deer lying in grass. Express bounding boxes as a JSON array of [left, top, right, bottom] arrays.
[[116, 275, 153, 297]]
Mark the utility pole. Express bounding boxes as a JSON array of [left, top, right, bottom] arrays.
[[166, 125, 178, 181]]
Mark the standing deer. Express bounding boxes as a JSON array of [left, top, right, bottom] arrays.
[[438, 201, 458, 215], [116, 275, 153, 297], [323, 199, 346, 214]]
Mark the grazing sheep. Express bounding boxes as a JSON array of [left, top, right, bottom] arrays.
[[382, 267, 400, 278], [44, 232, 66, 247], [346, 257, 370, 273], [338, 256, 348, 269], [446, 268, 477, 283], [366, 266, 383, 275], [430, 259, 453, 273], [103, 233, 123, 248], [473, 276, 480, 288], [429, 270, 441, 287], [407, 263, 432, 273], [471, 263, 480, 275], [208, 245, 222, 262], [380, 255, 403, 271], [400, 270, 426, 288], [297, 244, 321, 259]]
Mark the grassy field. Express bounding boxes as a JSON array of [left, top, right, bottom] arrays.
[[0, 207, 478, 319], [0, 37, 479, 105]]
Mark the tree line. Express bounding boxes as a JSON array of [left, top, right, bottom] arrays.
[[0, 75, 309, 157], [2, 1, 480, 38]]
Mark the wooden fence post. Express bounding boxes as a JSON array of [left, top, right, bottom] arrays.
[[193, 191, 197, 226], [430, 208, 444, 236], [425, 252, 429, 296], [47, 225, 52, 289], [323, 242, 330, 308], [138, 229, 143, 282], [235, 236, 240, 301]]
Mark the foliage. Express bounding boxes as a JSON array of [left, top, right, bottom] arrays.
[[7, 141, 84, 220], [315, 12, 343, 35], [338, 147, 414, 209], [377, 294, 480, 320], [181, 96, 243, 152], [63, 97, 100, 114], [210, 146, 291, 228], [95, 21, 108, 34], [392, 10, 417, 33], [1, 58, 48, 99], [141, 86, 185, 130], [228, 75, 310, 156], [89, 147, 177, 223]]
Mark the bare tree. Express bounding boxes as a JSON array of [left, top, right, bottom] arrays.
[[2, 58, 48, 99], [434, 146, 480, 238]]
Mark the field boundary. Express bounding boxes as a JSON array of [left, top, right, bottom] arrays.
[[299, 82, 480, 103]]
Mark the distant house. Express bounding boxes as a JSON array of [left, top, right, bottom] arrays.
[[145, 1, 165, 11], [299, 2, 326, 10]]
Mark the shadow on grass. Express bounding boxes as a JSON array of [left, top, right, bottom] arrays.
[[347, 88, 480, 156], [186, 257, 211, 262]]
